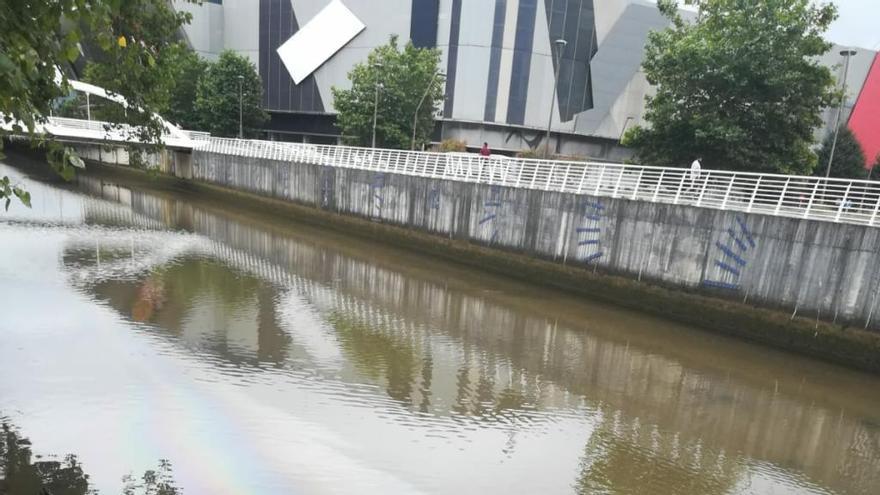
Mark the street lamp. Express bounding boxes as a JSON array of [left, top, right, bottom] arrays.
[[371, 62, 384, 149], [237, 75, 244, 139], [411, 71, 446, 151], [545, 39, 567, 159], [825, 49, 858, 178]]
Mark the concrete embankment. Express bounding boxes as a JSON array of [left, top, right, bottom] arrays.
[[67, 144, 880, 373]]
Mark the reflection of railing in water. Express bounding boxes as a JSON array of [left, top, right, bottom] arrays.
[[79, 181, 880, 493]]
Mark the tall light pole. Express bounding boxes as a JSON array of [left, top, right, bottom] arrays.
[[825, 49, 858, 178], [371, 62, 384, 149], [545, 39, 567, 159], [411, 71, 446, 151], [237, 75, 244, 139]]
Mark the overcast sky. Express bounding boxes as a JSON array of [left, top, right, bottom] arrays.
[[825, 0, 880, 49], [650, 0, 880, 49]]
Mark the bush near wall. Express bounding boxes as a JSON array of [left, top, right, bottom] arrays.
[[439, 139, 467, 153]]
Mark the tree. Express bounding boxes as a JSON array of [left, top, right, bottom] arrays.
[[332, 35, 444, 150], [194, 51, 268, 138], [165, 50, 210, 130], [80, 0, 194, 131], [623, 0, 838, 174], [0, 0, 195, 208], [816, 127, 867, 179]]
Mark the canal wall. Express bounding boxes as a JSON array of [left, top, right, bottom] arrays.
[[70, 143, 880, 371]]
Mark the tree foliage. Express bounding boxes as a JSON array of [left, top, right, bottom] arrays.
[[816, 127, 867, 179], [194, 51, 268, 138], [332, 36, 444, 150], [165, 49, 210, 130], [80, 0, 194, 133], [624, 0, 839, 174], [0, 0, 195, 207]]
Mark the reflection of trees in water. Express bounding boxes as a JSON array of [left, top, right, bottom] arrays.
[[326, 310, 537, 425], [0, 420, 177, 495], [328, 311, 418, 404], [75, 177, 880, 494], [76, 256, 292, 368], [574, 410, 742, 495]]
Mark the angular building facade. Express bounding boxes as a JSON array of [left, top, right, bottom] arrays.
[[175, 0, 878, 164], [175, 0, 667, 158]]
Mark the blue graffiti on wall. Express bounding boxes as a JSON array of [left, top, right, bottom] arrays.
[[703, 216, 757, 290], [321, 169, 333, 207], [576, 200, 604, 263], [427, 185, 441, 210], [479, 185, 503, 243], [370, 173, 385, 216]]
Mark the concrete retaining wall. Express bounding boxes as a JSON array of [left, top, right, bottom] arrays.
[[78, 143, 880, 330]]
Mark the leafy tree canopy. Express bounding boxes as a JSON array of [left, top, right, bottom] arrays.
[[194, 51, 268, 138], [624, 0, 839, 175], [332, 35, 444, 150], [0, 0, 196, 208], [816, 126, 867, 179], [164, 50, 211, 131]]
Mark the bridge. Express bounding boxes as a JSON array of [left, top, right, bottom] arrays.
[[0, 78, 197, 150]]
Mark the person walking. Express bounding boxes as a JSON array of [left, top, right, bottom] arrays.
[[480, 142, 491, 157], [689, 157, 702, 194]]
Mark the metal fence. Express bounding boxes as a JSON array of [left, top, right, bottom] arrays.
[[194, 137, 880, 227]]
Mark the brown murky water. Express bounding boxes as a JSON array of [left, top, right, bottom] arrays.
[[1, 156, 879, 494]]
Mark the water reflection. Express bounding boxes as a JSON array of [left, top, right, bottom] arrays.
[[1, 158, 880, 494], [0, 418, 178, 495]]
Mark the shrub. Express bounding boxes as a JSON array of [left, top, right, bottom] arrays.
[[439, 139, 467, 153]]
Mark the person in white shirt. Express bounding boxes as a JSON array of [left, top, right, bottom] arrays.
[[689, 157, 702, 193]]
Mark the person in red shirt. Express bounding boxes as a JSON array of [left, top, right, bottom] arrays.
[[480, 142, 491, 157]]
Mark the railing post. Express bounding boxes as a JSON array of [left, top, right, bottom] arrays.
[[747, 176, 761, 213], [695, 171, 711, 207], [870, 189, 880, 226], [545, 163, 556, 190], [561, 164, 572, 191], [593, 166, 605, 195], [835, 182, 852, 222], [577, 165, 588, 194], [652, 170, 665, 202], [612, 168, 624, 198], [720, 173, 736, 210], [672, 170, 687, 204], [630, 169, 643, 201], [775, 178, 791, 215], [803, 179, 821, 218]]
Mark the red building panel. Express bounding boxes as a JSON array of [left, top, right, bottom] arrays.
[[848, 52, 880, 170]]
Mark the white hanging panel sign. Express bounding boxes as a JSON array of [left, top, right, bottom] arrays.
[[277, 0, 366, 85]]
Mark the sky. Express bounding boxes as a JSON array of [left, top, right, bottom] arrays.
[[651, 0, 880, 50], [825, 0, 880, 49]]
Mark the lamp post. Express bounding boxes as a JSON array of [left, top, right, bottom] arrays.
[[545, 39, 567, 159], [237, 75, 244, 139], [411, 71, 446, 151], [825, 49, 858, 178], [371, 62, 384, 149]]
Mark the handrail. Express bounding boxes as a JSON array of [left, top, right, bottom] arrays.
[[190, 136, 880, 228]]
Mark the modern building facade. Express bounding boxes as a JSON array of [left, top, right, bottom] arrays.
[[175, 0, 878, 164]]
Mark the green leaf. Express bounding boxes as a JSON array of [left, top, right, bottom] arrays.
[[13, 187, 31, 208]]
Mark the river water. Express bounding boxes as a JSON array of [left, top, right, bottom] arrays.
[[1, 156, 879, 494]]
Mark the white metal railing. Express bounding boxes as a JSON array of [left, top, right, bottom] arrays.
[[193, 137, 880, 227]]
